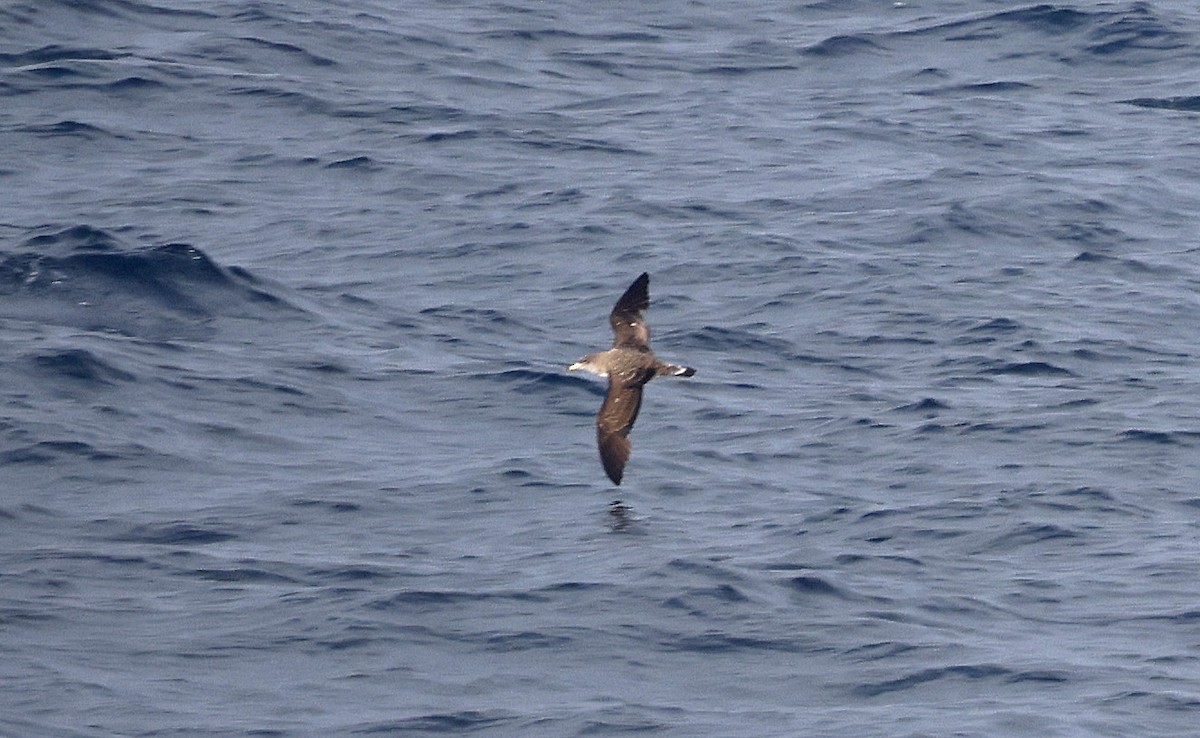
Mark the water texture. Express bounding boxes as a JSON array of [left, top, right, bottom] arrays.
[[2, 1, 1200, 736]]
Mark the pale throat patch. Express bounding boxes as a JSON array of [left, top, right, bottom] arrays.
[[570, 360, 608, 377]]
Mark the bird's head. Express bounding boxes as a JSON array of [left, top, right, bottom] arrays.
[[568, 353, 607, 377]]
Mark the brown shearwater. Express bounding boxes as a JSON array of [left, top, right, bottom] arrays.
[[568, 272, 695, 485]]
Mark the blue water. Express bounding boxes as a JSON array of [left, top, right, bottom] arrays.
[[3, 1, 1200, 735]]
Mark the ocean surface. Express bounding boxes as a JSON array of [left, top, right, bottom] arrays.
[[3, 1, 1200, 735]]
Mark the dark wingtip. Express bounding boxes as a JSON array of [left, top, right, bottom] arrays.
[[630, 272, 649, 296], [612, 272, 650, 315], [598, 431, 629, 485], [603, 459, 623, 485]]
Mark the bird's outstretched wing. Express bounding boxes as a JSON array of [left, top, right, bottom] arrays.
[[609, 272, 650, 349], [596, 379, 644, 485]]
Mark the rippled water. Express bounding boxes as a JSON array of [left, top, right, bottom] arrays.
[[3, 1, 1200, 736]]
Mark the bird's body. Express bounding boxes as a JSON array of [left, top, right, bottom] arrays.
[[568, 273, 695, 485]]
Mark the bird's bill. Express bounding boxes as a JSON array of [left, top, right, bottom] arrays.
[[568, 361, 583, 371]]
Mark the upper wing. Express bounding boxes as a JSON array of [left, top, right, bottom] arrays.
[[608, 272, 651, 349], [595, 380, 644, 485]]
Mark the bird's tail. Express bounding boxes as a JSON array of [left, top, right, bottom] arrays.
[[658, 363, 696, 377]]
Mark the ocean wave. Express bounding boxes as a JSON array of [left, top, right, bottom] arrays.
[[0, 225, 296, 340]]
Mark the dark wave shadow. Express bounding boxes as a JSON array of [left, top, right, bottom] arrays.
[[1, 224, 300, 341]]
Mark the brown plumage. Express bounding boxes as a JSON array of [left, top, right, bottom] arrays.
[[568, 273, 695, 485]]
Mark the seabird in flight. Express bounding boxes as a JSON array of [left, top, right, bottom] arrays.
[[568, 272, 695, 485]]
